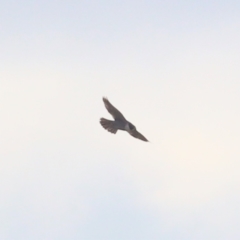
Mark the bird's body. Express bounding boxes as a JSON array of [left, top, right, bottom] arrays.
[[100, 97, 148, 142]]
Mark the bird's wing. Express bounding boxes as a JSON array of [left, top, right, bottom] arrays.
[[129, 129, 148, 142], [102, 97, 126, 121]]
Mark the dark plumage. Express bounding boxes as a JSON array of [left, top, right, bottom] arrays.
[[100, 97, 148, 142]]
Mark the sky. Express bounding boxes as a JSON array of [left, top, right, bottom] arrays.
[[1, 0, 240, 239]]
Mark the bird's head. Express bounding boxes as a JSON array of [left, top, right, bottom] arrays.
[[128, 122, 136, 131]]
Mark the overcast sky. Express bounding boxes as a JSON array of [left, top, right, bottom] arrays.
[[1, 1, 240, 239]]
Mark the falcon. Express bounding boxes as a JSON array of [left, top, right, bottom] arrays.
[[100, 97, 148, 142]]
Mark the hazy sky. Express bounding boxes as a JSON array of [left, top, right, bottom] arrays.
[[1, 1, 240, 239]]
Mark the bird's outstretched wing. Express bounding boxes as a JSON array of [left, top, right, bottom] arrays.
[[129, 130, 148, 142], [102, 97, 126, 121]]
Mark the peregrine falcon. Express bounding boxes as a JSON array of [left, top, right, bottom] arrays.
[[100, 97, 148, 142]]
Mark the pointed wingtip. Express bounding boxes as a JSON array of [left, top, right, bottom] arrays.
[[138, 138, 149, 142], [102, 97, 109, 107]]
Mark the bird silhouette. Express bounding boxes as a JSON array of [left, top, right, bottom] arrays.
[[100, 97, 148, 142]]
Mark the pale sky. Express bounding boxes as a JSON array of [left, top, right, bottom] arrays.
[[1, 1, 240, 239]]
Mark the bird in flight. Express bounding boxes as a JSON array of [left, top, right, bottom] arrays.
[[100, 97, 148, 142]]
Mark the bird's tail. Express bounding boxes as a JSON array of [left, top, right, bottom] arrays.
[[100, 118, 118, 134]]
